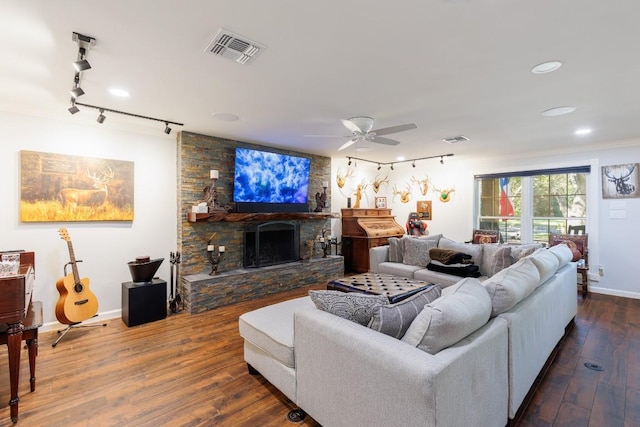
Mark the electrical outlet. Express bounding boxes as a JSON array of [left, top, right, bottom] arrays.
[[598, 265, 604, 276]]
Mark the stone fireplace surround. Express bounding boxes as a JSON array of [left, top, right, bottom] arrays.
[[177, 131, 337, 312]]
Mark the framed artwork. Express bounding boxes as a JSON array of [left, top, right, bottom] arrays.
[[417, 200, 432, 220], [20, 150, 135, 222], [375, 196, 387, 209], [601, 163, 639, 199]]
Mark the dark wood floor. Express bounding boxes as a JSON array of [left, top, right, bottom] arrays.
[[0, 286, 638, 427]]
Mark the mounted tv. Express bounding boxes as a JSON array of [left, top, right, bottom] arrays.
[[233, 147, 311, 213]]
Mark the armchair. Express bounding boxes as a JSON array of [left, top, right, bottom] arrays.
[[549, 233, 589, 296]]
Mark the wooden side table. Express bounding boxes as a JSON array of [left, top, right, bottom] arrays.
[[577, 266, 589, 297]]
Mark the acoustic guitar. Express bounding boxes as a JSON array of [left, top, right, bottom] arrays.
[[55, 228, 99, 324]]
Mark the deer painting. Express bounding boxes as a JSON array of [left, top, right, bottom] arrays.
[[603, 164, 637, 196], [57, 167, 115, 209]]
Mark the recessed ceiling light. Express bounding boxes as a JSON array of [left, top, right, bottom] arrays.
[[211, 112, 239, 122], [541, 106, 576, 117], [531, 61, 563, 74], [575, 128, 592, 136], [109, 88, 130, 97]]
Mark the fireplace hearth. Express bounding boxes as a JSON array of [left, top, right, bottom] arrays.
[[243, 221, 300, 268]]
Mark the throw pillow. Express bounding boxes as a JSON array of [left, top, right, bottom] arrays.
[[560, 240, 582, 262], [510, 243, 543, 261], [482, 257, 541, 317], [437, 237, 484, 268], [417, 233, 443, 245], [368, 285, 442, 339], [472, 230, 499, 244], [480, 244, 513, 277], [388, 237, 405, 263], [403, 238, 437, 267], [309, 290, 389, 326], [401, 278, 492, 355]]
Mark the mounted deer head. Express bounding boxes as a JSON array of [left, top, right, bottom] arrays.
[[433, 185, 456, 203]]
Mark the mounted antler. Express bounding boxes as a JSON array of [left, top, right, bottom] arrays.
[[371, 174, 389, 194], [353, 179, 368, 208], [392, 183, 412, 203], [411, 175, 430, 196], [336, 167, 355, 189], [433, 185, 456, 203]]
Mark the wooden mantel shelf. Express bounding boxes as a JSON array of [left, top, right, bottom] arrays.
[[187, 211, 339, 222]]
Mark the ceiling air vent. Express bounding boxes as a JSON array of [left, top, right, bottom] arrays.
[[442, 135, 470, 144], [204, 28, 265, 65]]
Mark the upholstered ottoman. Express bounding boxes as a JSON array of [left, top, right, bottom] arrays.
[[238, 296, 315, 403], [327, 273, 436, 303]]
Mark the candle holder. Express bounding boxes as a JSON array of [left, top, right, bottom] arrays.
[[206, 243, 226, 275], [314, 184, 328, 212], [318, 239, 329, 258]]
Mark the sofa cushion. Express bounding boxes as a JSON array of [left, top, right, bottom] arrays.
[[438, 237, 484, 268], [238, 296, 315, 368], [548, 243, 573, 267], [482, 258, 541, 317], [388, 237, 406, 263], [527, 248, 560, 284], [403, 238, 438, 267], [480, 244, 513, 277], [309, 290, 389, 326], [377, 262, 422, 279], [401, 278, 492, 354], [368, 285, 442, 339]]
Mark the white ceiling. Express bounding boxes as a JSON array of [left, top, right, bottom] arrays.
[[2, 0, 640, 164]]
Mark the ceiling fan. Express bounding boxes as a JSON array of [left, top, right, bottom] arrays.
[[308, 116, 417, 151]]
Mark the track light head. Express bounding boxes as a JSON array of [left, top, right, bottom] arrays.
[[440, 156, 444, 165], [68, 104, 79, 114], [412, 161, 416, 168], [70, 86, 85, 98], [164, 122, 172, 134], [73, 48, 91, 71], [390, 164, 394, 171], [377, 164, 381, 170], [97, 109, 106, 124], [348, 157, 352, 166]]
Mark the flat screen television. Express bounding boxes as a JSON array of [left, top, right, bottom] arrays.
[[233, 147, 311, 212]]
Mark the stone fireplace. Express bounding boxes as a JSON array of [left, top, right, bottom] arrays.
[[243, 221, 300, 268]]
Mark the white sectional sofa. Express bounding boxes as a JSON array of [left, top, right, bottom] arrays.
[[239, 241, 577, 427]]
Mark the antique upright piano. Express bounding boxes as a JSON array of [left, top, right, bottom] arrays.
[[0, 251, 35, 423], [341, 208, 405, 273]]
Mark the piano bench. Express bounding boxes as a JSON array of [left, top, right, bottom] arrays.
[[328, 273, 436, 303], [0, 300, 43, 392]]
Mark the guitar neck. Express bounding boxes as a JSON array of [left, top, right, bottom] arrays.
[[66, 240, 81, 284]]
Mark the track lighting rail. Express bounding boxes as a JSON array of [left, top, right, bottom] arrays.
[[75, 102, 184, 127], [347, 153, 454, 169]]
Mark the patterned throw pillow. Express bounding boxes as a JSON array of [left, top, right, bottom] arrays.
[[388, 237, 405, 263], [403, 238, 438, 267], [309, 290, 389, 325], [368, 285, 442, 339], [480, 244, 513, 277]]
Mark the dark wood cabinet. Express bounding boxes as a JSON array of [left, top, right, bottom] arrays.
[[341, 208, 405, 273]]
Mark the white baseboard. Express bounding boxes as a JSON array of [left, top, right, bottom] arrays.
[[587, 286, 640, 300], [40, 309, 122, 333]]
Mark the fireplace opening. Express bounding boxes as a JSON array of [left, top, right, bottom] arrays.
[[243, 221, 300, 268]]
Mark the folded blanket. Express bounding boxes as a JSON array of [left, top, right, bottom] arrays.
[[429, 248, 473, 265], [426, 261, 481, 278]]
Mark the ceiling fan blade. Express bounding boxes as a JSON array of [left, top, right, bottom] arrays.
[[372, 123, 417, 136], [341, 119, 363, 134], [338, 139, 357, 151], [371, 136, 401, 146]]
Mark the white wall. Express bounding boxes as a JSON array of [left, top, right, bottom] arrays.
[[0, 111, 177, 329], [330, 141, 640, 299]]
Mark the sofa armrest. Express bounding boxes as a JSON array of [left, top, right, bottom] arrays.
[[294, 307, 509, 427], [369, 245, 389, 272]]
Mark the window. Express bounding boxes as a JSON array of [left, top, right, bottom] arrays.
[[475, 167, 589, 245]]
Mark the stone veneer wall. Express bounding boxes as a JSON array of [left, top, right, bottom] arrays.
[[177, 131, 336, 311]]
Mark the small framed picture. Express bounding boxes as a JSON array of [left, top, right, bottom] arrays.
[[375, 197, 387, 209], [417, 200, 432, 220]]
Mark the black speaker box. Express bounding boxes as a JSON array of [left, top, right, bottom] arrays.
[[121, 279, 167, 327]]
